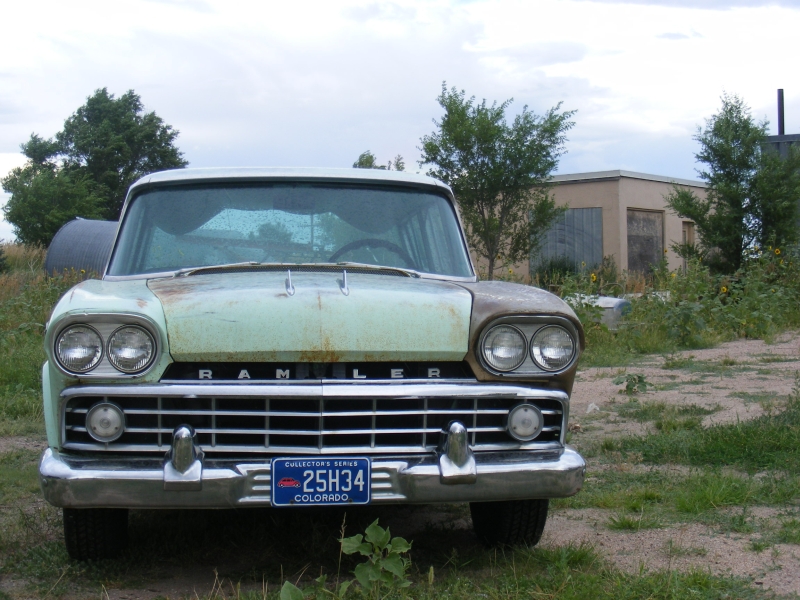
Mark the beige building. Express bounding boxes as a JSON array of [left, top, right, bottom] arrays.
[[498, 170, 706, 279]]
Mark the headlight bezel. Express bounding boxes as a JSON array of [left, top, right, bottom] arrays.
[[49, 313, 161, 378], [476, 315, 579, 377]]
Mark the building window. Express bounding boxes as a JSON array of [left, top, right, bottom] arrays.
[[627, 209, 664, 274], [534, 207, 603, 270]]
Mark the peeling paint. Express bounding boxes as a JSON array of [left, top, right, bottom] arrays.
[[148, 271, 471, 362]]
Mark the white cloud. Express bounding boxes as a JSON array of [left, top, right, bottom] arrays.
[[0, 0, 797, 216]]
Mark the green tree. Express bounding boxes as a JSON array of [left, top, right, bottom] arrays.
[[419, 84, 574, 280], [353, 150, 405, 171], [2, 88, 187, 244], [1, 159, 106, 246], [666, 93, 800, 273]]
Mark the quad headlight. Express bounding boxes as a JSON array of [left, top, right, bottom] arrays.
[[479, 320, 577, 374], [481, 325, 527, 372], [52, 318, 158, 376], [55, 325, 103, 373], [530, 325, 575, 371], [107, 326, 155, 373]]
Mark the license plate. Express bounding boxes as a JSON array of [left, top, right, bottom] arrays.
[[271, 457, 371, 507]]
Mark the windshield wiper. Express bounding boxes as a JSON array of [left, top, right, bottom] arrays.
[[330, 262, 420, 278], [173, 262, 262, 277], [171, 261, 420, 278]]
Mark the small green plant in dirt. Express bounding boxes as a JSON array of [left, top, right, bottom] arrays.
[[614, 401, 715, 434], [776, 518, 800, 544], [281, 519, 411, 600], [613, 373, 649, 395], [607, 509, 662, 531]]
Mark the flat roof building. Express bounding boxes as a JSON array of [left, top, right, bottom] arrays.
[[490, 170, 707, 280]]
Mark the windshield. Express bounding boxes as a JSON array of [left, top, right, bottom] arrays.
[[107, 183, 473, 278]]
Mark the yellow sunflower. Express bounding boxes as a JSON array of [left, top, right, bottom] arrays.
[[720, 286, 728, 294], [590, 273, 597, 282], [775, 248, 781, 255]]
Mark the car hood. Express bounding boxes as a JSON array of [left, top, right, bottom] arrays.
[[147, 271, 472, 362]]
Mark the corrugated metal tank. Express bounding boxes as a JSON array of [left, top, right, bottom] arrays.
[[44, 219, 118, 276]]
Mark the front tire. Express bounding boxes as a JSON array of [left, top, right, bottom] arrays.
[[470, 499, 549, 546], [63, 508, 129, 561]]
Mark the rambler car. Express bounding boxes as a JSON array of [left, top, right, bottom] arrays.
[[39, 168, 586, 560]]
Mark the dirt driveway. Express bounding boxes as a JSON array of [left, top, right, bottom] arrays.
[[547, 332, 800, 597]]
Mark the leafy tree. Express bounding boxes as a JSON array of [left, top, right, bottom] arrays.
[[1, 160, 106, 246], [666, 93, 800, 273], [2, 88, 187, 244], [353, 150, 405, 171], [419, 84, 574, 280], [0, 245, 7, 274]]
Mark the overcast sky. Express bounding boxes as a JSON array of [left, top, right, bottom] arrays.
[[1, 0, 797, 240]]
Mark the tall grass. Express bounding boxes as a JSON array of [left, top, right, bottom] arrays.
[[0, 243, 83, 434]]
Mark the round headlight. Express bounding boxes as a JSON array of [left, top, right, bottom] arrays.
[[86, 402, 125, 442], [507, 403, 543, 441], [530, 325, 575, 371], [56, 325, 103, 373], [481, 325, 527, 372], [107, 326, 155, 373]]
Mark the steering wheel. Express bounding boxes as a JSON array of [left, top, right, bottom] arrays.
[[328, 238, 414, 268]]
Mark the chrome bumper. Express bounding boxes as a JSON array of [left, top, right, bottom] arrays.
[[39, 446, 585, 508]]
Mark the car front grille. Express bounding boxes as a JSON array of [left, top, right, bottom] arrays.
[[63, 392, 563, 455]]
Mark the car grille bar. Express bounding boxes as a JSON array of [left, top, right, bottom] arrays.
[[61, 382, 567, 455]]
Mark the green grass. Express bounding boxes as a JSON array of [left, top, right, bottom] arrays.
[[607, 510, 662, 531], [0, 450, 42, 503], [614, 401, 717, 428], [0, 253, 82, 437], [776, 518, 800, 544], [557, 467, 800, 524], [729, 391, 784, 403], [615, 389, 800, 473]]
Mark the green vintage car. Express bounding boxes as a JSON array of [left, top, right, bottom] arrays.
[[39, 168, 585, 560]]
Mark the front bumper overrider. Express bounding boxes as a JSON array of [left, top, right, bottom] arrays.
[[39, 445, 585, 508]]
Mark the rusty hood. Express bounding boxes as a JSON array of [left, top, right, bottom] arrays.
[[147, 271, 472, 362]]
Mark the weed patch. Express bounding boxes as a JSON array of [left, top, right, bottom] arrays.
[[616, 387, 800, 473], [607, 510, 662, 531]]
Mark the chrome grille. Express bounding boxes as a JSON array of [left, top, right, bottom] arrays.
[[63, 391, 563, 455]]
